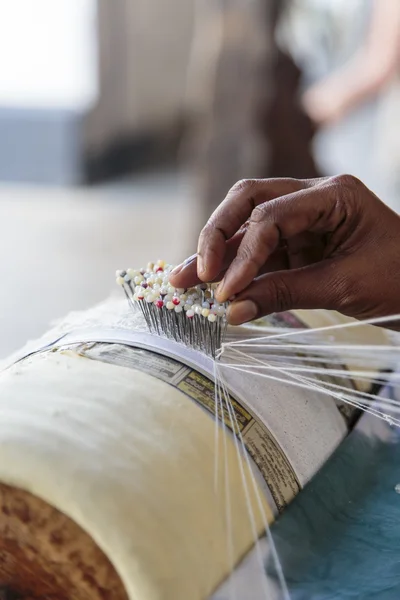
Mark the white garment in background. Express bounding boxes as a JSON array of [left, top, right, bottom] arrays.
[[278, 0, 400, 212]]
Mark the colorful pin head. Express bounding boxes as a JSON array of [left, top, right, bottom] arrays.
[[116, 260, 229, 357]]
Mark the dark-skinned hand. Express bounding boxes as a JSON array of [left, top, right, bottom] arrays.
[[169, 175, 400, 328]]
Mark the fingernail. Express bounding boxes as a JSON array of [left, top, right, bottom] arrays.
[[227, 300, 258, 325], [215, 282, 225, 302], [184, 254, 197, 266], [171, 263, 184, 276], [171, 255, 198, 277], [197, 255, 206, 277], [215, 282, 235, 303]]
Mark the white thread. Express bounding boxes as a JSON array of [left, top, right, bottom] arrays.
[[214, 359, 221, 493], [216, 366, 291, 600], [215, 368, 280, 599], [218, 374, 237, 600], [220, 346, 400, 428], [223, 347, 400, 422], [223, 313, 400, 348]]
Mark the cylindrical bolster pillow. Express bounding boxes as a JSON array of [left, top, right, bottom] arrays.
[[0, 301, 393, 599]]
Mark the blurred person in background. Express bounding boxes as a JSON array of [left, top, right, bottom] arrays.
[[184, 0, 319, 229], [302, 0, 400, 128], [278, 0, 400, 211]]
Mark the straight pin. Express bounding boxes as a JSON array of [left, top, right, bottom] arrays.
[[117, 261, 230, 358]]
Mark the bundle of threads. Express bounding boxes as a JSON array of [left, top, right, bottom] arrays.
[[116, 260, 229, 358]]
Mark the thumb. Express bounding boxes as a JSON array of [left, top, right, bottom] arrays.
[[227, 261, 346, 325]]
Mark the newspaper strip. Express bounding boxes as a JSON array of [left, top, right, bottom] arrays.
[[74, 341, 301, 513]]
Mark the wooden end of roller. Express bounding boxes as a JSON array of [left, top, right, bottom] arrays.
[[0, 483, 128, 599]]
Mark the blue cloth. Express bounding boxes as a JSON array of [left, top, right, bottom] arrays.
[[268, 414, 400, 599]]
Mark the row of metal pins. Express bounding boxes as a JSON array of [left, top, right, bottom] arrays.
[[122, 281, 228, 358]]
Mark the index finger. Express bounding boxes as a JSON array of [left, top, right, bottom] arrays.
[[169, 230, 290, 289], [170, 231, 247, 288], [197, 178, 312, 282], [215, 179, 349, 302]]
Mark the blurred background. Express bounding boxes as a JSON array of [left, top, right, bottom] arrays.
[[0, 0, 399, 358]]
